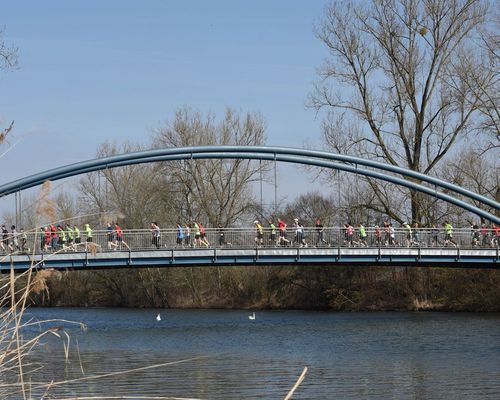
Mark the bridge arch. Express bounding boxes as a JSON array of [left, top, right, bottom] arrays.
[[0, 146, 498, 224]]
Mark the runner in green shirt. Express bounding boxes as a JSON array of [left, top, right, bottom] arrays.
[[358, 224, 367, 247], [66, 224, 74, 250], [443, 221, 457, 247]]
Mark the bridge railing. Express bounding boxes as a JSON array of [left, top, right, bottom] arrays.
[[2, 227, 499, 254]]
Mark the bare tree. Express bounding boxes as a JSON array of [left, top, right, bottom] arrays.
[[152, 107, 267, 227], [78, 141, 166, 228], [311, 0, 496, 223], [0, 28, 18, 142], [471, 14, 500, 153], [441, 146, 499, 222]]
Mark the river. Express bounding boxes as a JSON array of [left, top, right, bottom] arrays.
[[13, 309, 500, 399]]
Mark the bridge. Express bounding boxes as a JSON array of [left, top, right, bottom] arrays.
[[0, 145, 499, 272], [1, 228, 499, 271]]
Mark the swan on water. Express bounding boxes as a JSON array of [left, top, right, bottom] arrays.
[[156, 313, 161, 321], [248, 312, 256, 320]]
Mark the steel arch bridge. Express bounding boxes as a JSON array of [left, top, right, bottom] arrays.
[[1, 145, 499, 224], [0, 145, 498, 272]]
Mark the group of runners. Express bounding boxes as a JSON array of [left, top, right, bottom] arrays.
[[39, 222, 128, 252], [1, 219, 499, 254], [38, 223, 95, 252], [251, 218, 500, 249], [0, 225, 28, 253], [155, 221, 211, 249]]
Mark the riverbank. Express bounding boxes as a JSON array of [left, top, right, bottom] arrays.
[[21, 265, 500, 312]]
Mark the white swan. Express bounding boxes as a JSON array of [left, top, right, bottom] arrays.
[[156, 313, 161, 321], [248, 312, 256, 320]]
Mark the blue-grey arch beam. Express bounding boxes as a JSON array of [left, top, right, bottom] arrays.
[[16, 151, 498, 224], [0, 146, 498, 224]]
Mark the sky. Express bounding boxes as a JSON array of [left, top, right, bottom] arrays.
[[0, 0, 331, 214]]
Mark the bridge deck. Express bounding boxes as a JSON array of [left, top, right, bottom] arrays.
[[1, 247, 498, 272]]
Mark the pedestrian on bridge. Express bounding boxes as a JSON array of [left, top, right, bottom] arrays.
[[66, 224, 75, 251], [107, 223, 118, 250], [73, 224, 81, 246], [57, 225, 67, 251], [84, 223, 93, 250], [151, 222, 161, 248], [443, 221, 457, 248], [50, 224, 58, 251], [20, 228, 28, 252], [358, 223, 367, 247], [268, 220, 277, 246], [493, 224, 500, 247], [375, 225, 382, 246], [277, 218, 290, 246], [315, 219, 328, 247], [254, 220, 264, 247], [0, 225, 7, 253], [480, 224, 490, 247], [403, 222, 412, 247], [193, 222, 201, 247], [10, 225, 20, 252], [184, 223, 191, 247], [217, 223, 231, 247], [344, 222, 354, 247], [115, 223, 128, 250], [176, 223, 184, 247], [198, 222, 210, 247]]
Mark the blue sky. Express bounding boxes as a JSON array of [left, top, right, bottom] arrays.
[[0, 1, 330, 211]]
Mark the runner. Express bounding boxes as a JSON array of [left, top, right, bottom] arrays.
[[471, 223, 480, 247], [254, 220, 264, 247], [268, 220, 277, 246], [44, 226, 51, 251], [85, 223, 93, 251], [193, 222, 201, 247], [57, 225, 67, 251], [480, 224, 489, 247], [388, 223, 396, 246], [50, 224, 58, 251], [493, 224, 500, 247], [315, 218, 328, 247], [184, 223, 191, 247], [277, 218, 289, 246], [358, 223, 367, 247], [403, 222, 412, 247], [198, 222, 210, 247], [66, 224, 75, 251], [374, 225, 382, 246], [73, 224, 81, 248], [20, 228, 28, 252], [443, 221, 457, 247], [0, 225, 7, 252], [344, 222, 354, 247], [115, 223, 128, 250], [10, 225, 20, 252], [176, 223, 184, 247], [107, 223, 117, 250], [383, 220, 391, 246], [40, 227, 47, 251], [431, 224, 439, 247], [151, 222, 161, 248], [413, 222, 420, 246], [298, 222, 307, 247]]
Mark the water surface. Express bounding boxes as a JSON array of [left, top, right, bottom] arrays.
[[16, 309, 500, 399]]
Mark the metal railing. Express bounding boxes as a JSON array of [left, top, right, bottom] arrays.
[[1, 227, 499, 254]]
